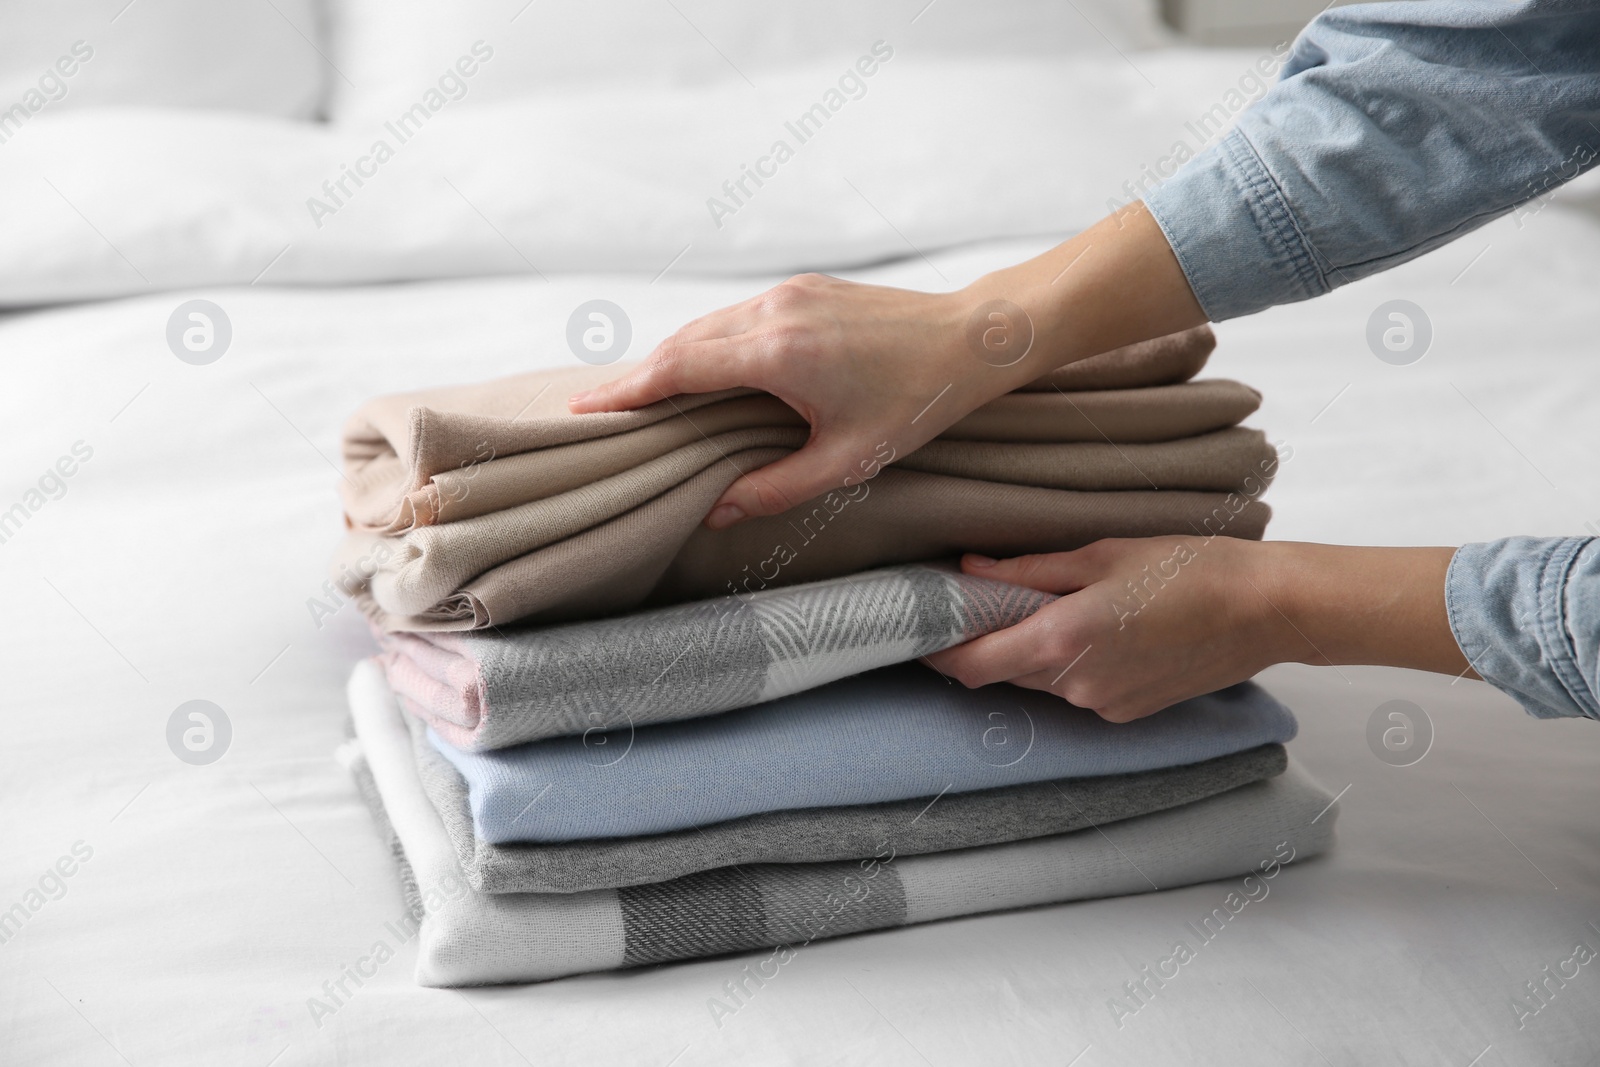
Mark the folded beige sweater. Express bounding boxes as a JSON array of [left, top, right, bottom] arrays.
[[353, 424, 1274, 618], [335, 326, 1276, 632], [342, 327, 1220, 534]]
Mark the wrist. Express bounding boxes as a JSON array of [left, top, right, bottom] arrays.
[[957, 260, 1087, 394], [1247, 541, 1472, 676], [958, 203, 1208, 393], [1246, 541, 1326, 668], [919, 277, 1051, 414]]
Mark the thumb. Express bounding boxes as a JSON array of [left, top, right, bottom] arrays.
[[706, 438, 873, 529], [960, 547, 1103, 595]]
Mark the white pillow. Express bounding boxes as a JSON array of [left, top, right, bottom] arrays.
[[0, 51, 1247, 305], [0, 0, 326, 122], [327, 0, 1171, 121]]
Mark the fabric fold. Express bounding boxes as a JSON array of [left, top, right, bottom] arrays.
[[345, 659, 1337, 987], [348, 469, 1274, 631], [902, 426, 1272, 490], [380, 563, 1057, 750], [375, 442, 795, 615], [381, 416, 1269, 534], [346, 378, 1261, 539], [401, 402, 806, 530], [935, 380, 1259, 442], [426, 662, 1300, 844], [1015, 324, 1214, 392], [341, 327, 1219, 532]]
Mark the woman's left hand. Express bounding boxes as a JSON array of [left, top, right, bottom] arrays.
[[926, 537, 1471, 722], [926, 537, 1286, 722]]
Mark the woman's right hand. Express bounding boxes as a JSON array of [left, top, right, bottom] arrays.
[[569, 203, 1206, 529], [569, 271, 1005, 528]]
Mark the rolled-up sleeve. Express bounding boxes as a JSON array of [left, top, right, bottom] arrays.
[[1446, 537, 1600, 721], [1144, 0, 1600, 322]]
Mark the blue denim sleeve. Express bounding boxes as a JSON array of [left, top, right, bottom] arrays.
[[1446, 537, 1600, 721], [1143, 0, 1600, 321]]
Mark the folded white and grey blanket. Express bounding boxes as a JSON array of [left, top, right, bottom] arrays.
[[381, 563, 1054, 750], [346, 661, 1338, 987], [403, 704, 1289, 893]]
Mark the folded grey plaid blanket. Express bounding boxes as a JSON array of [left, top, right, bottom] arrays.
[[346, 661, 1337, 986], [404, 704, 1289, 892], [380, 563, 1054, 750]]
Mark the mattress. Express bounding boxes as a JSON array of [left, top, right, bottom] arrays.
[[5, 78, 1600, 1067]]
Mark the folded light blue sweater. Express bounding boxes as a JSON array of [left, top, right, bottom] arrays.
[[429, 664, 1298, 844]]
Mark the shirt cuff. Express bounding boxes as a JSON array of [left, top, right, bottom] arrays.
[[1142, 126, 1331, 323], [1446, 537, 1600, 722]]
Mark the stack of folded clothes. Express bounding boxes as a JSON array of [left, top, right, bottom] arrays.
[[333, 327, 1338, 987]]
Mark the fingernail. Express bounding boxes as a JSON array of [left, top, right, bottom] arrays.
[[965, 554, 997, 568], [706, 503, 746, 529], [568, 391, 590, 405]]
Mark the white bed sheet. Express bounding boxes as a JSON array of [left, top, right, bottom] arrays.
[[3, 202, 1600, 1065]]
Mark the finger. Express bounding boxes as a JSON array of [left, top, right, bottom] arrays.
[[959, 545, 1107, 595], [568, 335, 753, 413], [1013, 666, 1170, 724], [1010, 667, 1074, 695], [704, 437, 869, 528], [664, 296, 762, 345], [923, 605, 1088, 690]]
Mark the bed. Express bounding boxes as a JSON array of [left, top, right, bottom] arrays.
[[4, 2, 1600, 1063]]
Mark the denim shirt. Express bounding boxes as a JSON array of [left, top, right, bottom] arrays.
[[1449, 538, 1600, 720], [1143, 1, 1600, 721]]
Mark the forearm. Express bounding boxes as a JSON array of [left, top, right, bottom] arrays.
[[1253, 542, 1475, 677], [569, 197, 1212, 526], [958, 203, 1207, 393], [931, 537, 1480, 723], [1255, 537, 1600, 724]]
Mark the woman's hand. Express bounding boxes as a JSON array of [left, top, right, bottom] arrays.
[[569, 204, 1206, 529], [925, 539, 1473, 722], [570, 273, 991, 529]]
